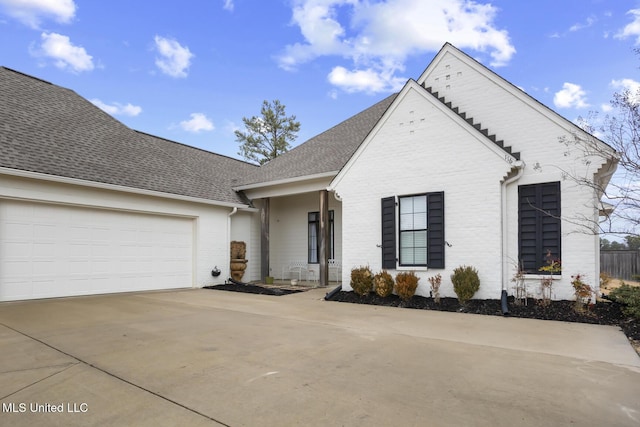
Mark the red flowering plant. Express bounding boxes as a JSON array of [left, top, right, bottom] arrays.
[[571, 273, 594, 313]]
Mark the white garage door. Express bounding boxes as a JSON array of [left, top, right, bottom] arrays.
[[0, 200, 194, 301]]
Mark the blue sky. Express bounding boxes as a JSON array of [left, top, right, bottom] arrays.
[[2, 0, 640, 161]]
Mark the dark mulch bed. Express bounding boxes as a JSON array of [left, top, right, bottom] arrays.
[[204, 283, 305, 296], [327, 291, 640, 344]]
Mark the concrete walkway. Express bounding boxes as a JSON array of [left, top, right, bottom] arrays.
[[0, 288, 638, 427]]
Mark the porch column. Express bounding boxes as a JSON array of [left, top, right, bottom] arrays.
[[260, 198, 270, 281], [319, 190, 330, 287]]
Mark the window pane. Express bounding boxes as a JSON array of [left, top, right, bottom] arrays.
[[414, 247, 427, 264], [400, 197, 413, 215], [413, 212, 427, 229], [400, 213, 414, 230], [398, 195, 428, 266], [309, 223, 317, 263], [400, 231, 414, 248], [413, 195, 427, 213], [414, 230, 427, 247], [400, 248, 414, 264]]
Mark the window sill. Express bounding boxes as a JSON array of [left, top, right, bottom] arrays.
[[396, 266, 429, 271], [523, 274, 563, 280]]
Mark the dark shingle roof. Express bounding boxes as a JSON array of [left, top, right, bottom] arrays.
[[0, 67, 257, 205], [238, 93, 397, 186]]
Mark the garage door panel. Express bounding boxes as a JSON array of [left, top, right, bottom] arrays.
[[4, 221, 31, 238], [34, 241, 57, 257], [1, 201, 194, 301]]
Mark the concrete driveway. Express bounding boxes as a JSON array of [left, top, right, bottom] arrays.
[[0, 288, 639, 427]]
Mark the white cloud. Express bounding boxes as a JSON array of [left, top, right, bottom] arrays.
[[90, 99, 142, 117], [154, 36, 194, 78], [611, 78, 640, 105], [277, 0, 515, 94], [601, 103, 613, 112], [569, 16, 596, 32], [553, 82, 589, 109], [222, 0, 234, 11], [32, 32, 94, 73], [615, 9, 640, 44], [0, 0, 75, 28], [180, 113, 214, 133], [328, 66, 404, 93]]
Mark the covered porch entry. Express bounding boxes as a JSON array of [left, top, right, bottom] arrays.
[[244, 187, 342, 288]]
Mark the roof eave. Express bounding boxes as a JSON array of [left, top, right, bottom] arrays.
[[233, 170, 338, 191], [0, 167, 249, 209]]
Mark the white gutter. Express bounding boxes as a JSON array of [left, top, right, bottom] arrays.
[[226, 207, 238, 282], [0, 167, 249, 209], [501, 161, 525, 292]]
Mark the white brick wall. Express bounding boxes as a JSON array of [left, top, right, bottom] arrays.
[[421, 49, 606, 300], [334, 87, 515, 299], [333, 57, 607, 301]]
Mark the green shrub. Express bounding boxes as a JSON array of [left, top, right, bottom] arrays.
[[350, 266, 373, 296], [608, 284, 640, 320], [395, 271, 419, 302], [373, 270, 394, 297], [451, 265, 480, 304]]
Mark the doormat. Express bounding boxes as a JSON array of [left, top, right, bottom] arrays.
[[204, 282, 307, 296]]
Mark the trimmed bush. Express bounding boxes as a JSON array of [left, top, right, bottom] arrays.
[[374, 270, 394, 297], [395, 271, 419, 302], [350, 266, 373, 296], [608, 284, 640, 320], [451, 265, 480, 304]]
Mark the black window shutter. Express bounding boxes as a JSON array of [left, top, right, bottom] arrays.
[[381, 197, 396, 269], [518, 182, 561, 273], [427, 192, 445, 269]]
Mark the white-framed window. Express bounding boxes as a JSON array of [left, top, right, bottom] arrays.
[[381, 192, 444, 270], [399, 194, 428, 266]]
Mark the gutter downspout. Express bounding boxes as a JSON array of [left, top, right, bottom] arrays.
[[227, 207, 238, 282], [594, 162, 617, 297], [596, 162, 616, 214], [501, 161, 525, 313]]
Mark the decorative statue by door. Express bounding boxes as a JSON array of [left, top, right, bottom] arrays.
[[230, 241, 248, 281]]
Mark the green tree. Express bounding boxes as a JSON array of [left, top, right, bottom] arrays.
[[625, 235, 640, 250], [600, 238, 628, 250], [235, 99, 300, 165]]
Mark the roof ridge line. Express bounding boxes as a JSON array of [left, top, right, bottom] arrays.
[[1, 66, 52, 85]]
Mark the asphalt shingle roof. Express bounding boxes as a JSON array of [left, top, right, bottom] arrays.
[[0, 67, 257, 205], [238, 93, 397, 187]]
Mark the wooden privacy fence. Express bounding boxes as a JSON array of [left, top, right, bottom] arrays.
[[600, 250, 640, 281]]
